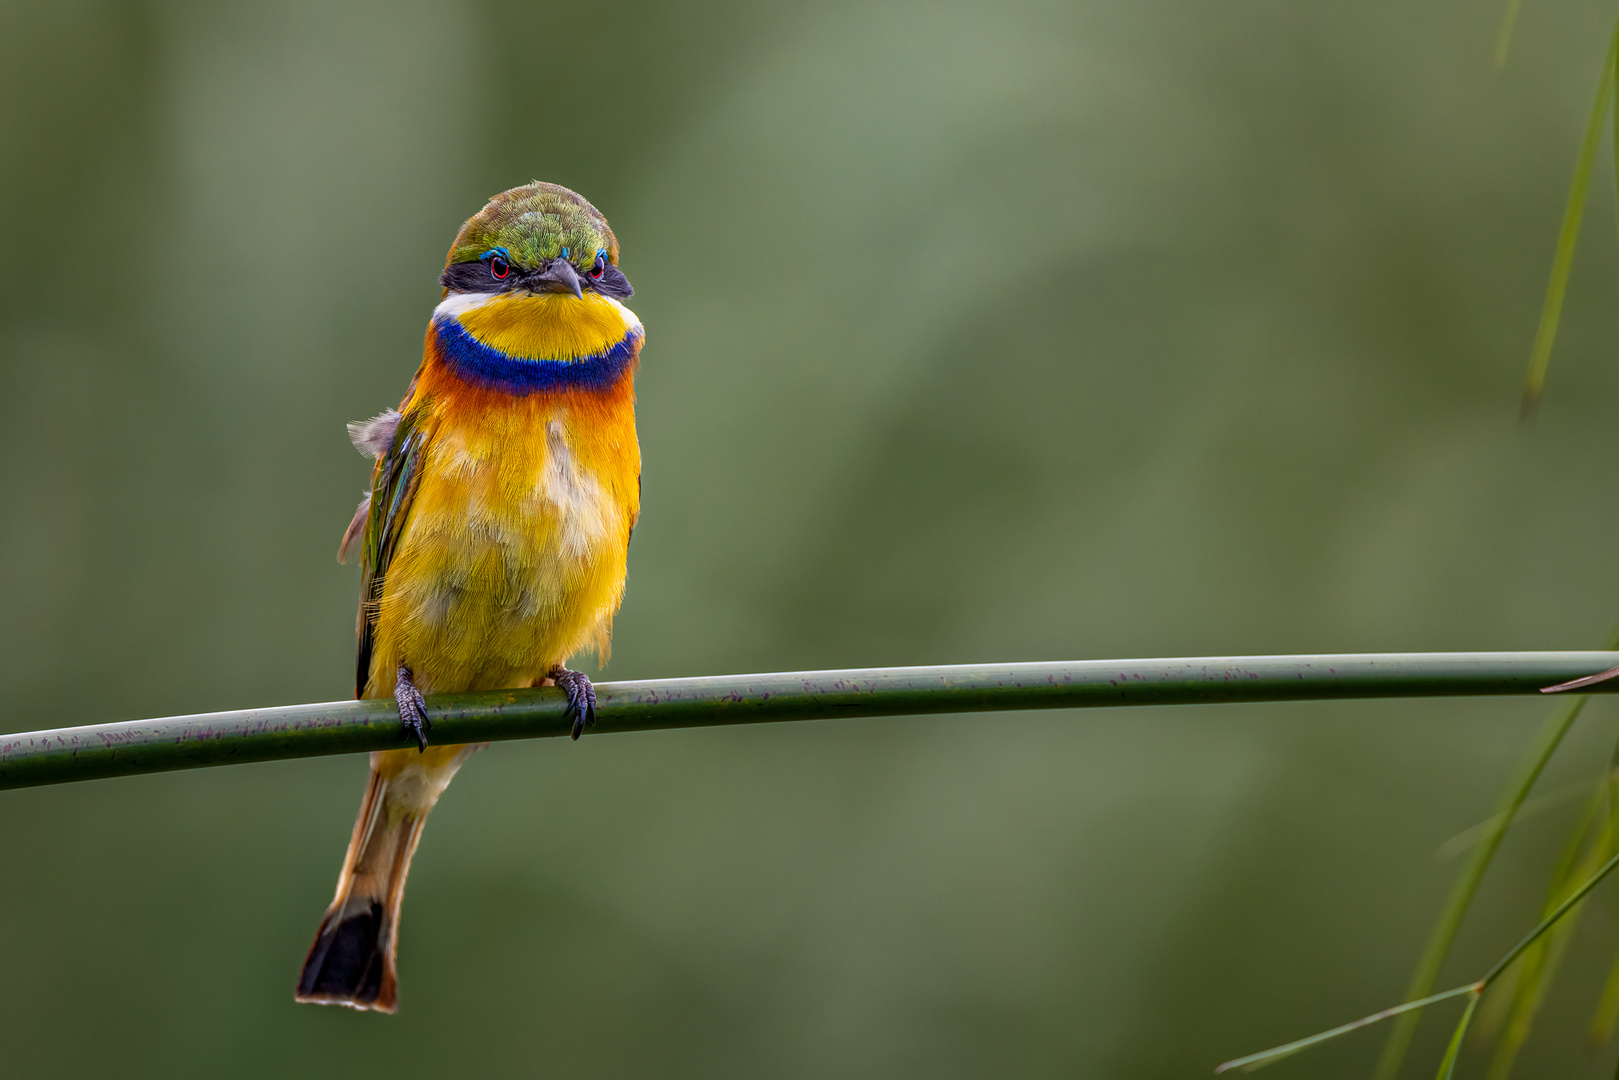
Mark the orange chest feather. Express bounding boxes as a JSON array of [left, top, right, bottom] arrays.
[[364, 309, 642, 693], [406, 357, 641, 549]]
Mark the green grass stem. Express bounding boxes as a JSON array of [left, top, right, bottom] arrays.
[[1226, 844, 1619, 1076], [1437, 991, 1483, 1080], [1435, 774, 1611, 859], [4, 653, 1619, 790], [1483, 801, 1608, 1079], [1519, 21, 1618, 417], [1215, 985, 1483, 1075], [1493, 0, 1523, 68], [1589, 736, 1619, 1047], [1481, 847, 1619, 986], [1373, 685, 1603, 1080]]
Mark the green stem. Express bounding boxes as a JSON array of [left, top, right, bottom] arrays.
[[1481, 847, 1619, 987], [1519, 18, 1618, 417], [1226, 840, 1619, 1076], [4, 652, 1619, 790], [1493, 0, 1523, 69], [1215, 985, 1484, 1075], [1373, 643, 1616, 1080], [1436, 991, 1483, 1080], [1373, 695, 1578, 1080]]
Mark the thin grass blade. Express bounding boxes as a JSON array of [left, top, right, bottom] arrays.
[[1519, 23, 1617, 418], [1474, 784, 1604, 1048], [1254, 843, 1619, 1079], [1374, 685, 1603, 1079], [1436, 776, 1605, 859], [1485, 899, 1585, 1078], [1593, 736, 1619, 1047], [1494, 0, 1523, 68], [1482, 847, 1619, 986], [1484, 808, 1613, 1076], [1593, 953, 1619, 1047], [1437, 991, 1483, 1080], [1218, 985, 1482, 1075]]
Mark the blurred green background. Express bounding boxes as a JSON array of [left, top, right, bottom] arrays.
[[4, 0, 1619, 1076]]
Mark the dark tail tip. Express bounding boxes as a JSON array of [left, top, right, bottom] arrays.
[[295, 901, 396, 1012]]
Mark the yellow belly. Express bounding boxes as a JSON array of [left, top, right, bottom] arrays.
[[364, 387, 638, 697]]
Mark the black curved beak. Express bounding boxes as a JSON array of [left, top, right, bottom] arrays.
[[528, 258, 583, 299]]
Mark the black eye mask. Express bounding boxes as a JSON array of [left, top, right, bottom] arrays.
[[439, 259, 634, 299]]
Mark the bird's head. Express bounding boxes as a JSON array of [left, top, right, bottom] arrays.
[[439, 182, 632, 301]]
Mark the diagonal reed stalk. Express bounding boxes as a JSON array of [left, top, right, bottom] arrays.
[[1221, 844, 1619, 1075], [1371, 625, 1619, 1080], [1216, 986, 1484, 1075], [1372, 696, 1609, 1078], [3, 653, 1619, 790], [1480, 790, 1610, 1078], [1588, 735, 1619, 1047], [1474, 730, 1619, 1077], [1434, 773, 1613, 860], [1436, 989, 1483, 1080], [1518, 16, 1619, 418], [1493, 0, 1523, 69]]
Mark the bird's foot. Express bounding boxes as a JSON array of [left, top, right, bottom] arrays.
[[395, 666, 431, 752], [548, 665, 596, 740]]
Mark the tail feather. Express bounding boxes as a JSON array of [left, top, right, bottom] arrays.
[[296, 744, 478, 1012], [298, 899, 391, 1005]]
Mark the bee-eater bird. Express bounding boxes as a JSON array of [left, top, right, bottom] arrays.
[[295, 182, 642, 1012]]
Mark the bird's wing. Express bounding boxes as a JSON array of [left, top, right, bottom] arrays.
[[355, 403, 429, 698]]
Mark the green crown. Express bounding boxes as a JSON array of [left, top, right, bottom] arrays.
[[445, 182, 620, 271]]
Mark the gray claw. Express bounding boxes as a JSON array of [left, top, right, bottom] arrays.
[[549, 666, 597, 740], [395, 665, 431, 752]]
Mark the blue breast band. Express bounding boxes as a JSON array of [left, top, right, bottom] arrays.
[[433, 316, 638, 395]]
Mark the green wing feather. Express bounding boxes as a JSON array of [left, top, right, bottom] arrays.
[[355, 405, 428, 698]]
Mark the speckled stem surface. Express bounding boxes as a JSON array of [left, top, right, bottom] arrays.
[[4, 652, 1618, 789]]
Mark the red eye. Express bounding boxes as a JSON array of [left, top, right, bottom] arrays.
[[490, 256, 510, 280], [590, 255, 605, 280]]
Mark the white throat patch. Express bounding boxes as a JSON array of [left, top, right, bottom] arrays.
[[432, 290, 498, 322]]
